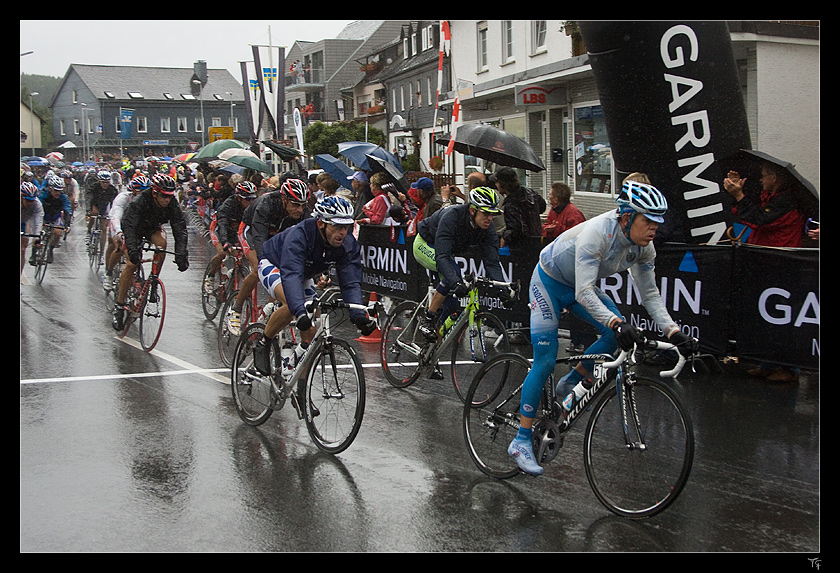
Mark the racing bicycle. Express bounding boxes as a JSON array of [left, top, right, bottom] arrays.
[[116, 243, 176, 352], [463, 335, 696, 519], [87, 214, 105, 271], [380, 273, 519, 402], [230, 291, 368, 454], [25, 223, 64, 285]]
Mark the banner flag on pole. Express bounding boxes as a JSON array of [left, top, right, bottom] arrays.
[[120, 108, 134, 140]]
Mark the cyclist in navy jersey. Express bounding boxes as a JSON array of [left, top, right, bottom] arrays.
[[250, 196, 376, 375], [508, 181, 698, 476], [412, 186, 506, 341]]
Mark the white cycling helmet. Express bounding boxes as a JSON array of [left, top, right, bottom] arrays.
[[313, 196, 354, 225], [616, 181, 668, 224]]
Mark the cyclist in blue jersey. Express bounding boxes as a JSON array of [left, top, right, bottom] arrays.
[[412, 186, 506, 341], [251, 196, 377, 375], [508, 180, 698, 476], [38, 175, 74, 263]]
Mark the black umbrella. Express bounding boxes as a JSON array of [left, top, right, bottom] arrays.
[[435, 123, 546, 172], [719, 148, 819, 217], [365, 153, 409, 194]]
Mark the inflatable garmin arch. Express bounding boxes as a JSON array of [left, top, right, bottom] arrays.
[[578, 21, 751, 245]]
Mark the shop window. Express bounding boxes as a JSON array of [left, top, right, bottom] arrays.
[[573, 104, 613, 195]]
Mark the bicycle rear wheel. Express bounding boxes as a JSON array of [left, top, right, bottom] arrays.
[[463, 353, 532, 479], [450, 311, 510, 403], [231, 322, 276, 426], [139, 276, 166, 351], [584, 375, 694, 519], [119, 268, 144, 338], [303, 338, 365, 453], [88, 230, 103, 271], [380, 300, 426, 388]]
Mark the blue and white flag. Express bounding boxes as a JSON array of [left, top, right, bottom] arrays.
[[120, 108, 134, 140]]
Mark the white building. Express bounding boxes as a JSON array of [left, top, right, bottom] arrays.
[[441, 20, 819, 220]]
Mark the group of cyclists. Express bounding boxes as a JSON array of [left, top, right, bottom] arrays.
[[22, 156, 699, 478]]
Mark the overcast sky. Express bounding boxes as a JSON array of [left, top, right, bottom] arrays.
[[20, 20, 356, 81]]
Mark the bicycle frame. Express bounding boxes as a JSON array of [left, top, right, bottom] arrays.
[[529, 340, 687, 462], [241, 295, 368, 413], [392, 274, 515, 372]]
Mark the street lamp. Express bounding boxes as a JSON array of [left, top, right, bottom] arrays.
[[193, 79, 205, 146], [29, 92, 39, 156], [227, 92, 235, 128]]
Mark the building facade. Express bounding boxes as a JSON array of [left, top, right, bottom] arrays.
[[49, 62, 248, 162]]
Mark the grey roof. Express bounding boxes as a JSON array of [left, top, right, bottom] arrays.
[[61, 64, 244, 104], [336, 20, 384, 40]]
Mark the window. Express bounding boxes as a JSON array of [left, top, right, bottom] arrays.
[[531, 20, 547, 53], [573, 104, 613, 195], [177, 117, 188, 132], [181, 94, 196, 100], [161, 117, 171, 133], [403, 37, 409, 60], [115, 117, 121, 134], [137, 116, 147, 133], [427, 77, 433, 106], [59, 120, 65, 136], [211, 117, 222, 127], [104, 91, 116, 99], [72, 90, 78, 104], [477, 22, 488, 71], [128, 92, 144, 99], [422, 24, 434, 50], [163, 93, 174, 100], [501, 21, 514, 63], [73, 119, 80, 135], [195, 117, 204, 132], [411, 32, 417, 56]]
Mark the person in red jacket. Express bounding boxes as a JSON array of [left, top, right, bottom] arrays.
[[542, 182, 585, 242], [723, 162, 806, 247]]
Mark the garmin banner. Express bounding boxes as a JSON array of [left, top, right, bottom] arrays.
[[357, 227, 818, 369], [578, 21, 751, 245]]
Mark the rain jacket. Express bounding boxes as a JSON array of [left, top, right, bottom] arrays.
[[260, 217, 364, 322], [417, 203, 504, 289], [121, 188, 188, 265], [731, 186, 805, 247]]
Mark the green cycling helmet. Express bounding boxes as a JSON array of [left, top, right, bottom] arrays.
[[469, 186, 502, 214]]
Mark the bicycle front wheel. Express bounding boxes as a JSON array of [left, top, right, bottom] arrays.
[[34, 243, 49, 285], [139, 276, 166, 351], [230, 322, 275, 426], [450, 311, 510, 403], [380, 300, 425, 388], [584, 375, 694, 519], [303, 339, 366, 453], [218, 290, 252, 367], [201, 261, 226, 320], [463, 353, 532, 479]]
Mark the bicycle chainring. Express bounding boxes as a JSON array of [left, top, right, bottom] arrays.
[[532, 417, 563, 464]]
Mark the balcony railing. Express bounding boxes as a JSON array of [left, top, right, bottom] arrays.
[[285, 68, 325, 88]]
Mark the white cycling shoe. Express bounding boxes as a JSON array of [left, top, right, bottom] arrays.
[[507, 438, 544, 476]]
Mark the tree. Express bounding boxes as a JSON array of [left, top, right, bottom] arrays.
[[304, 121, 386, 159]]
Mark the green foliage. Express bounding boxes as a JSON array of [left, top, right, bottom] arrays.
[[303, 121, 386, 162]]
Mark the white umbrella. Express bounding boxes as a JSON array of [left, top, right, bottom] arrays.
[[217, 148, 260, 161]]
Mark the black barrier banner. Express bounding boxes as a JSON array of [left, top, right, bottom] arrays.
[[358, 228, 819, 369], [607, 243, 735, 357], [729, 246, 819, 370], [579, 21, 751, 245]]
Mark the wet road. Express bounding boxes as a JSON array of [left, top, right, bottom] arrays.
[[20, 219, 820, 554]]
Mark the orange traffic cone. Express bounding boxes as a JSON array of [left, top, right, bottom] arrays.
[[356, 291, 383, 343]]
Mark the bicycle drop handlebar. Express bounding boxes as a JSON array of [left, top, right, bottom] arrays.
[[603, 337, 690, 379]]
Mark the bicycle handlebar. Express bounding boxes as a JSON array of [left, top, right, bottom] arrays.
[[602, 337, 690, 379], [463, 272, 521, 300]]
